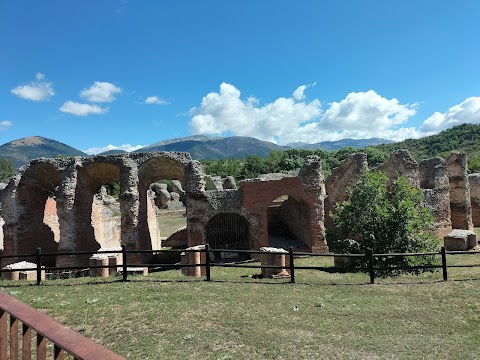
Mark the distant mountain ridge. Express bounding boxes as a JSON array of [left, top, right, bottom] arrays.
[[135, 136, 287, 159], [2, 124, 479, 168], [287, 138, 394, 151], [0, 136, 87, 168]]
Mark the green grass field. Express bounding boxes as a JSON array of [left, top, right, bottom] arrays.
[[2, 250, 480, 359], [1, 225, 479, 359]]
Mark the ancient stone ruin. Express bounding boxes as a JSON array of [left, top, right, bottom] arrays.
[[0, 148, 478, 276], [0, 152, 328, 270], [446, 152, 474, 230], [468, 173, 480, 227]]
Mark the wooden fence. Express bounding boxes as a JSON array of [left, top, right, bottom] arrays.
[[1, 246, 479, 285], [0, 291, 125, 359]]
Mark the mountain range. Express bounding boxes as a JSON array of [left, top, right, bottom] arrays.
[[1, 124, 479, 168], [0, 135, 394, 168]]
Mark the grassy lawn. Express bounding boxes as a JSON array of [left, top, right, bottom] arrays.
[[157, 211, 186, 238], [1, 227, 479, 359], [2, 251, 480, 360]]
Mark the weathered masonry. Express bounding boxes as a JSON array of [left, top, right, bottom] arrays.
[[0, 152, 195, 267], [0, 153, 328, 267], [0, 149, 478, 269]]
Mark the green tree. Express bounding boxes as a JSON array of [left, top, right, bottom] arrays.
[[330, 171, 439, 277], [0, 158, 16, 183]]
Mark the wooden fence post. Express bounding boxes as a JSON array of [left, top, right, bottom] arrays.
[[122, 245, 128, 282], [367, 248, 375, 284], [36, 247, 42, 286], [205, 244, 211, 282], [289, 247, 295, 284], [441, 247, 448, 281]]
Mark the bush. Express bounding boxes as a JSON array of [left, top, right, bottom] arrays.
[[331, 171, 439, 277]]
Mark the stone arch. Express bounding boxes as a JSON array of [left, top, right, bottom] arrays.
[[205, 213, 250, 261], [241, 175, 324, 252], [75, 161, 121, 259], [13, 162, 62, 266], [137, 156, 188, 252]]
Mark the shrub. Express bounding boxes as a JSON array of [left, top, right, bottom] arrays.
[[331, 171, 439, 277]]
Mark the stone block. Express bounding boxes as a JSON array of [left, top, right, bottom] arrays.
[[1, 261, 42, 281], [444, 229, 477, 251], [181, 245, 206, 277], [260, 247, 289, 278], [89, 255, 110, 277], [19, 270, 45, 281]]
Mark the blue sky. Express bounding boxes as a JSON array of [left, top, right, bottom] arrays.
[[1, 1, 479, 154]]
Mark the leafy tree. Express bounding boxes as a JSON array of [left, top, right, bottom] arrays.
[[468, 154, 480, 172], [104, 181, 120, 198], [0, 158, 16, 183], [330, 171, 439, 277]]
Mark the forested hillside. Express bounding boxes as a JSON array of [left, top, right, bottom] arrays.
[[202, 124, 480, 180]]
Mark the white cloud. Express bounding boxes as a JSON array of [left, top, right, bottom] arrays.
[[80, 81, 122, 102], [292, 82, 316, 101], [189, 83, 420, 144], [59, 101, 108, 116], [189, 83, 322, 143], [420, 97, 480, 133], [83, 144, 145, 155], [145, 96, 169, 105], [0, 121, 12, 131], [11, 73, 55, 101]]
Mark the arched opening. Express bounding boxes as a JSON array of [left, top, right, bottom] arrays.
[[75, 162, 121, 258], [137, 157, 187, 251], [16, 163, 62, 266], [205, 213, 249, 262], [267, 195, 310, 250]]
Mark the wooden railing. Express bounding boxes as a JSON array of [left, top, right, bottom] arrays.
[[0, 291, 125, 360], [1, 246, 480, 285]]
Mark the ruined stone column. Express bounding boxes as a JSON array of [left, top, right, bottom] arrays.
[[185, 161, 207, 248], [468, 173, 480, 227], [299, 156, 328, 253], [119, 159, 141, 260], [0, 176, 23, 267], [419, 157, 451, 232], [446, 153, 473, 230], [56, 159, 81, 267]]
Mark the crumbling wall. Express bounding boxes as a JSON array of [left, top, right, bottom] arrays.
[[2, 152, 193, 268], [447, 152, 473, 230], [468, 173, 480, 227], [280, 197, 310, 246], [324, 153, 368, 232], [419, 157, 451, 231], [377, 149, 420, 188], [91, 187, 121, 249]]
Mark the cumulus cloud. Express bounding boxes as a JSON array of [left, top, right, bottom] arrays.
[[188, 83, 420, 144], [11, 73, 55, 101], [145, 96, 169, 105], [420, 97, 480, 133], [80, 81, 122, 102], [0, 121, 12, 131], [189, 83, 322, 143], [83, 144, 145, 155], [59, 101, 108, 116]]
